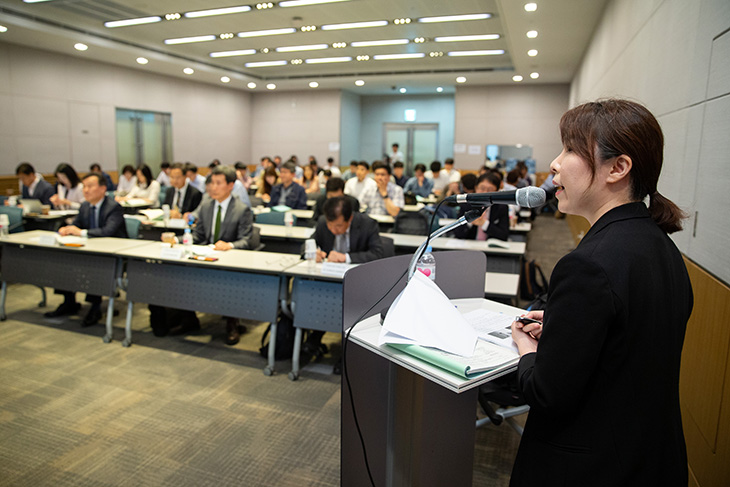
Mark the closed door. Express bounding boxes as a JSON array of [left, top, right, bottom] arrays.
[[384, 123, 439, 176], [116, 108, 172, 175]]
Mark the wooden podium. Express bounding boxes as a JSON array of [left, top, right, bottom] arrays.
[[341, 251, 520, 486]]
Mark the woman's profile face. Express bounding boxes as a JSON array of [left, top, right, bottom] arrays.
[[56, 173, 71, 188], [136, 170, 146, 185], [550, 147, 596, 217]]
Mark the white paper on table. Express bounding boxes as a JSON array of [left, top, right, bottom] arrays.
[[378, 270, 478, 357], [57, 235, 86, 246], [462, 308, 519, 353], [190, 245, 218, 257], [165, 218, 187, 229]]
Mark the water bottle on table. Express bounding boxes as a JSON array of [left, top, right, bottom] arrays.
[[304, 238, 317, 270], [416, 245, 436, 281]]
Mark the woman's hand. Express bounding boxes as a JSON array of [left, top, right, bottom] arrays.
[[511, 310, 544, 356]]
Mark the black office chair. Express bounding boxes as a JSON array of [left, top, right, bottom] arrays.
[[476, 372, 529, 435], [250, 225, 265, 251], [380, 235, 395, 258], [393, 211, 430, 235]]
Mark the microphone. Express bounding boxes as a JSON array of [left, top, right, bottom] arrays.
[[445, 186, 546, 208]]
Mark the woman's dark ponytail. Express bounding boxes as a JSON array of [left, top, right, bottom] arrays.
[[649, 191, 687, 234]]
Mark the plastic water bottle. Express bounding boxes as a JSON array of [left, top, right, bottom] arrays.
[[0, 214, 9, 239], [304, 238, 317, 270], [162, 204, 170, 223], [284, 212, 294, 236], [416, 245, 436, 281], [182, 227, 193, 256]]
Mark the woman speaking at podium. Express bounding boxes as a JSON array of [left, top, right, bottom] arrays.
[[510, 99, 692, 487]]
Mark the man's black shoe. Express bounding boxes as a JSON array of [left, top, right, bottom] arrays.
[[44, 302, 80, 318], [81, 307, 102, 327], [168, 321, 201, 336]]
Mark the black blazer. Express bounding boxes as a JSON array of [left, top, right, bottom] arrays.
[[193, 197, 253, 249], [71, 196, 127, 238], [510, 203, 693, 487], [163, 185, 202, 214], [22, 179, 56, 206], [312, 212, 383, 263], [452, 204, 509, 241], [267, 182, 307, 210]]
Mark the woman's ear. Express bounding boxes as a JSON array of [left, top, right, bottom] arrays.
[[606, 155, 632, 184]]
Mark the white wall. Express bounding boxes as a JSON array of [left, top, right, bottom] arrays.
[[453, 84, 570, 172], [249, 90, 342, 166], [0, 42, 252, 174], [570, 0, 730, 285]]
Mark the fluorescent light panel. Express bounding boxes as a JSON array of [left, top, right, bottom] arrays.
[[434, 34, 499, 42], [279, 0, 350, 6], [184, 6, 251, 18], [321, 20, 388, 30], [245, 60, 288, 67], [105, 16, 161, 28], [304, 56, 352, 64], [350, 39, 409, 47], [210, 49, 257, 58], [164, 35, 216, 45], [447, 49, 504, 56], [276, 44, 329, 52], [373, 53, 425, 60], [419, 13, 491, 23], [238, 28, 297, 38]]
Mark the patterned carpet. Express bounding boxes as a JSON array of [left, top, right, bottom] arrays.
[[0, 212, 574, 486]]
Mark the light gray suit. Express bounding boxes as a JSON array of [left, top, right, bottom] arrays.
[[193, 196, 253, 249]]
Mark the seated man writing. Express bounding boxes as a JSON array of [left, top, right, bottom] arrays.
[[45, 173, 127, 326], [302, 196, 384, 372]]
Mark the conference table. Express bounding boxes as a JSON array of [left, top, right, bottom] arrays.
[[0, 230, 148, 343]]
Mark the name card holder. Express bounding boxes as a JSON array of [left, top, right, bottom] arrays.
[[160, 245, 185, 260]]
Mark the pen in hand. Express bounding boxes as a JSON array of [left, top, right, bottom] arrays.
[[515, 316, 542, 340]]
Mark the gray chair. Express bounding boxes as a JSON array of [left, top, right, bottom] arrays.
[[123, 216, 142, 239], [379, 235, 395, 258], [392, 211, 430, 235]]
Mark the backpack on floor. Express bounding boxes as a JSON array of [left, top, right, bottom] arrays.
[[259, 313, 297, 361], [519, 259, 548, 302]]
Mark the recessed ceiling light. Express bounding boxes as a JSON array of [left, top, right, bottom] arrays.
[[304, 56, 352, 64], [279, 0, 350, 6], [238, 28, 297, 38], [524, 3, 538, 12], [447, 50, 504, 57], [309, 81, 319, 88], [355, 80, 365, 86], [184, 6, 251, 18], [164, 35, 217, 45], [74, 43, 88, 51], [526, 30, 538, 38], [276, 44, 329, 52], [456, 76, 467, 83], [136, 57, 149, 65], [221, 76, 231, 83], [0, 25, 9, 33], [105, 16, 161, 28], [527, 49, 538, 56], [350, 39, 409, 47], [399, 88, 407, 93], [373, 53, 425, 60], [434, 34, 500, 42], [530, 72, 539, 79], [436, 87, 443, 92], [247, 82, 257, 89], [164, 13, 181, 21], [321, 20, 389, 30], [418, 13, 491, 23], [513, 75, 523, 82], [183, 67, 194, 75], [210, 49, 257, 58], [245, 60, 288, 67], [267, 83, 277, 90]]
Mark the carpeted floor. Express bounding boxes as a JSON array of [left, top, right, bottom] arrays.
[[0, 212, 574, 486]]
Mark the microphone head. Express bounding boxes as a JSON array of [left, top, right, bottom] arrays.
[[516, 187, 546, 208]]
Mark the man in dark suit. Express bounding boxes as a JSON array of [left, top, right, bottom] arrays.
[[303, 196, 384, 373], [309, 177, 359, 226], [267, 161, 307, 209], [16, 162, 55, 206], [452, 172, 510, 241], [45, 172, 127, 326], [163, 162, 202, 218]]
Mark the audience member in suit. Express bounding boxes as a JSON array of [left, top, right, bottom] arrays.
[[302, 196, 384, 374], [509, 99, 693, 487], [309, 177, 359, 226], [164, 166, 254, 345], [44, 173, 127, 326], [50, 163, 85, 210], [163, 163, 202, 219], [452, 172, 510, 241], [90, 163, 116, 191], [267, 161, 307, 209], [16, 162, 55, 206]]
